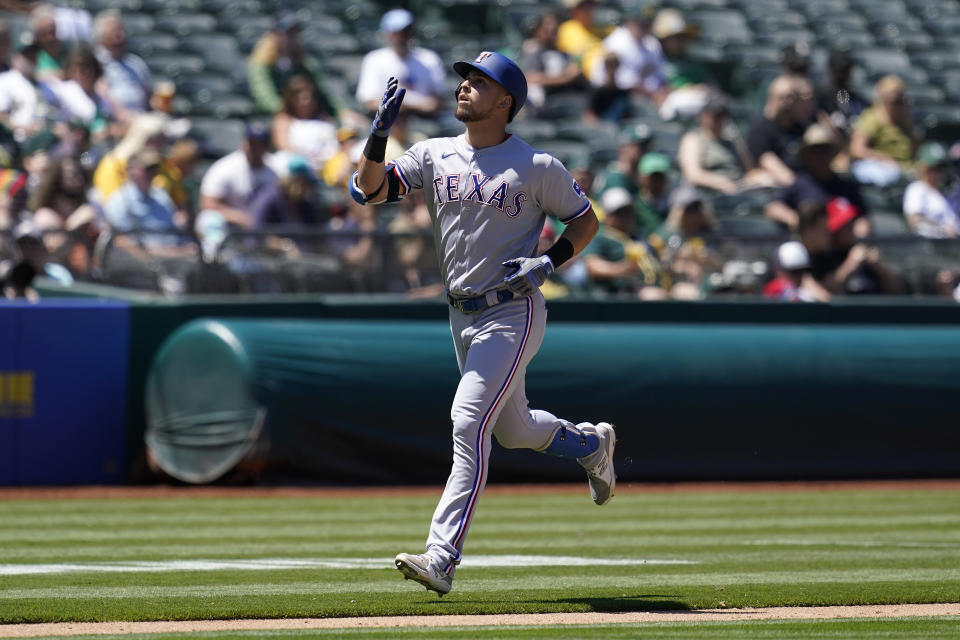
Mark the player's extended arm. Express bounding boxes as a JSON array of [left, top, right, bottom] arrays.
[[502, 209, 599, 296], [352, 78, 406, 205]]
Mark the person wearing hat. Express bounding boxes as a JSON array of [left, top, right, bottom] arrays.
[[248, 155, 324, 230], [763, 240, 829, 302], [651, 7, 712, 121], [247, 11, 342, 119], [196, 121, 281, 253], [635, 151, 671, 236], [678, 93, 767, 195], [582, 185, 663, 296], [818, 196, 899, 294], [355, 8, 446, 119], [902, 141, 960, 238], [764, 122, 869, 235]]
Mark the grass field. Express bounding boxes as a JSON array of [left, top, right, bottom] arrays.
[[0, 484, 958, 638]]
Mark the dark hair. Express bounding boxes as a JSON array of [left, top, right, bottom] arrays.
[[27, 155, 88, 214], [281, 74, 325, 118], [66, 43, 102, 79]]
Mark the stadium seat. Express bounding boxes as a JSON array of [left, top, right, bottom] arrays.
[[141, 0, 203, 13], [181, 33, 242, 73], [692, 9, 754, 46], [869, 211, 910, 237], [188, 117, 246, 158], [155, 13, 219, 37], [145, 53, 206, 80], [119, 13, 157, 36], [127, 32, 179, 58]]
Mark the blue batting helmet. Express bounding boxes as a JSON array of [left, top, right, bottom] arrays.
[[453, 51, 527, 122]]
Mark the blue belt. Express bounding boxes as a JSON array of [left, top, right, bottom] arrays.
[[447, 289, 516, 314]]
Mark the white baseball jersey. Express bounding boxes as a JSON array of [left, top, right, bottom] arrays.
[[388, 134, 592, 296]]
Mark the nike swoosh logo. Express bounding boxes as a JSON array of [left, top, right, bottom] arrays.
[[441, 152, 456, 159]]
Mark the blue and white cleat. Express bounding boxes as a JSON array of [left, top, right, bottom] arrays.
[[578, 422, 617, 505], [395, 553, 453, 596]]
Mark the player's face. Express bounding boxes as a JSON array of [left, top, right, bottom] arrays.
[[455, 71, 510, 123]]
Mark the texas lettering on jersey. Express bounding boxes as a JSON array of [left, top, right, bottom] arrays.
[[432, 173, 528, 217]]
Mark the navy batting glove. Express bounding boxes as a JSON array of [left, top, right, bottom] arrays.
[[501, 256, 555, 297], [371, 77, 406, 138]]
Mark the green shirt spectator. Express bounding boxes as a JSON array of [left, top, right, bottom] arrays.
[[247, 16, 342, 118]]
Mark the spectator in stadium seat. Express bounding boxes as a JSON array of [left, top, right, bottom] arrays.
[[583, 51, 631, 123], [635, 151, 671, 237], [850, 75, 919, 186], [271, 74, 339, 174], [651, 8, 712, 121], [92, 111, 167, 203], [517, 11, 584, 117], [582, 186, 664, 297], [248, 13, 343, 121], [589, 6, 665, 105], [153, 138, 199, 218], [26, 153, 96, 232], [764, 123, 870, 236], [815, 197, 899, 295], [817, 49, 867, 138], [387, 187, 441, 295], [0, 38, 50, 139], [902, 141, 960, 238], [103, 148, 188, 252], [747, 75, 803, 186], [355, 8, 446, 120], [93, 10, 151, 124], [649, 184, 720, 299], [249, 156, 325, 228], [195, 122, 279, 259], [556, 0, 608, 77], [43, 44, 114, 142], [678, 94, 773, 195], [763, 240, 830, 302], [28, 3, 66, 81]]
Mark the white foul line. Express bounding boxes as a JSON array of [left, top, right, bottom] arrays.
[[0, 555, 696, 576]]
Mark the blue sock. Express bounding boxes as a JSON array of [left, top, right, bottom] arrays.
[[542, 424, 599, 459]]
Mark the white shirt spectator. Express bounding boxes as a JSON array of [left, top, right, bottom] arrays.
[[903, 179, 960, 238], [45, 77, 99, 124], [200, 150, 280, 211], [0, 69, 42, 132], [355, 46, 446, 108], [590, 25, 665, 92]]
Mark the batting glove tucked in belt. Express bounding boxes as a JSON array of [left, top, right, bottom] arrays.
[[501, 256, 554, 297], [371, 77, 406, 138]]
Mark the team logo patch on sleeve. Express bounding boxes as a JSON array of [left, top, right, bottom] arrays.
[[572, 179, 584, 197]]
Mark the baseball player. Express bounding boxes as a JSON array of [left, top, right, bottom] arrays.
[[350, 51, 616, 596]]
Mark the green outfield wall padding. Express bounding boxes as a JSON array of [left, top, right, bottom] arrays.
[[146, 318, 960, 484]]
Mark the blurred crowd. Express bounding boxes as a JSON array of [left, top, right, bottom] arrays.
[[1, 1, 959, 302]]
